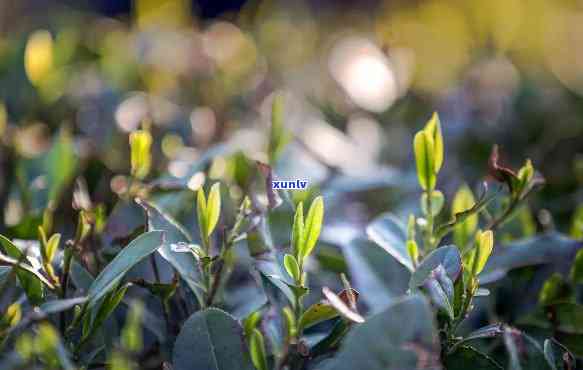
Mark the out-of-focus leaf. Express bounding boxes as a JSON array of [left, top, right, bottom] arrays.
[[367, 213, 412, 271], [543, 338, 575, 370], [421, 190, 445, 217], [121, 300, 144, 352], [249, 328, 268, 370], [570, 249, 583, 284], [538, 273, 570, 305], [337, 236, 410, 312], [87, 231, 163, 307], [103, 200, 145, 245], [519, 302, 583, 334], [321, 295, 440, 370], [173, 308, 255, 370], [39, 297, 88, 315], [410, 245, 462, 288], [268, 93, 291, 164], [129, 129, 152, 180], [570, 204, 583, 240], [0, 235, 44, 304], [481, 233, 583, 283], [452, 184, 478, 248]]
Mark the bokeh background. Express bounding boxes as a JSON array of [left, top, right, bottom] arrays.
[[2, 0, 582, 232]]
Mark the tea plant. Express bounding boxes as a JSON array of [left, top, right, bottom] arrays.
[[0, 102, 581, 370]]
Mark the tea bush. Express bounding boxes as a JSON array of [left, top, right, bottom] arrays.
[[1, 2, 583, 370], [0, 100, 582, 369]]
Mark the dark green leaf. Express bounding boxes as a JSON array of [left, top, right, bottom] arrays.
[[410, 245, 462, 289], [173, 308, 255, 370], [87, 231, 164, 307], [366, 213, 412, 271]]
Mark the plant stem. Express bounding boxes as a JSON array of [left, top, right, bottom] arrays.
[[424, 188, 435, 250]]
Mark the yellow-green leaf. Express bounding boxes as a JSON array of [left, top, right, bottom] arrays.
[[298, 302, 338, 331], [205, 183, 221, 237], [407, 240, 419, 266], [291, 202, 304, 259], [464, 230, 494, 276], [284, 254, 301, 282], [570, 249, 583, 284], [249, 329, 268, 370], [413, 130, 435, 191], [301, 196, 324, 259], [570, 204, 583, 240], [45, 234, 61, 264], [129, 129, 152, 180], [424, 112, 444, 172], [25, 30, 53, 86], [452, 184, 478, 248], [421, 190, 445, 217], [197, 188, 207, 242]]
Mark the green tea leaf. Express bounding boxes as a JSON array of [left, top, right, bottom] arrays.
[[301, 196, 324, 258], [539, 273, 570, 305], [249, 329, 268, 370], [129, 129, 152, 180], [424, 112, 444, 172], [0, 235, 44, 304], [410, 245, 462, 288], [414, 130, 436, 191], [197, 188, 208, 242], [570, 249, 583, 284], [452, 184, 478, 248], [173, 308, 255, 370], [367, 213, 412, 271], [464, 230, 494, 277], [298, 302, 338, 331], [421, 190, 445, 217], [87, 231, 163, 307], [268, 93, 290, 164], [320, 295, 439, 370], [206, 183, 222, 237], [283, 253, 301, 282], [45, 233, 61, 264], [291, 202, 304, 259], [571, 204, 583, 240]]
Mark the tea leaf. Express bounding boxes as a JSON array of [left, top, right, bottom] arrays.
[[414, 130, 436, 191], [173, 308, 255, 370], [0, 235, 44, 304], [367, 213, 412, 271], [283, 254, 301, 282], [452, 184, 478, 248], [410, 245, 462, 289], [425, 112, 444, 172], [301, 196, 324, 258], [570, 249, 583, 284], [87, 231, 164, 307], [298, 302, 339, 331], [292, 202, 304, 259], [464, 230, 494, 277], [421, 190, 445, 217], [206, 183, 222, 237], [249, 329, 268, 370], [129, 129, 152, 180]]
